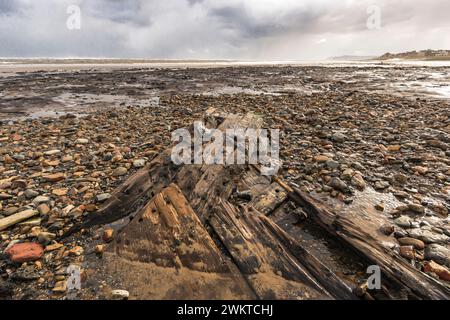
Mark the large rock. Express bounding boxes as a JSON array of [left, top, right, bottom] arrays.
[[394, 216, 413, 228], [32, 195, 50, 205], [133, 159, 146, 168], [112, 167, 128, 177], [397, 237, 425, 250], [111, 289, 129, 300], [408, 229, 449, 244], [24, 189, 39, 199], [350, 174, 366, 190], [314, 155, 330, 163], [423, 261, 450, 281], [329, 177, 349, 193], [425, 244, 450, 267], [5, 242, 44, 263], [331, 132, 346, 143], [399, 246, 415, 259]]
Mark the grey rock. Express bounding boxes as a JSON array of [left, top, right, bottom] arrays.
[[394, 229, 408, 238], [133, 159, 146, 168], [424, 244, 450, 267], [374, 180, 390, 190], [96, 193, 112, 203], [103, 153, 113, 161], [408, 229, 450, 244], [24, 189, 39, 199], [351, 162, 365, 171], [12, 154, 25, 161], [37, 232, 56, 245], [325, 160, 340, 170], [331, 132, 346, 143], [111, 289, 129, 300], [394, 216, 412, 228], [329, 177, 349, 193], [32, 196, 50, 205], [112, 167, 127, 177]]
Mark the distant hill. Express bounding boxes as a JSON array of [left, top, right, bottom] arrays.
[[378, 50, 450, 61]]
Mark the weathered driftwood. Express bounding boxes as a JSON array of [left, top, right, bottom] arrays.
[[249, 182, 288, 215], [168, 158, 354, 299], [288, 188, 450, 300], [258, 213, 357, 299], [209, 199, 336, 299], [97, 183, 255, 299], [0, 209, 38, 231], [82, 149, 177, 228]]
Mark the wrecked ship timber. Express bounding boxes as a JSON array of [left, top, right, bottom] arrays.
[[70, 109, 450, 300]]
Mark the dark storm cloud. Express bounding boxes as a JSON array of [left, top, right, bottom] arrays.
[[84, 0, 151, 27], [0, 0, 449, 59], [209, 3, 325, 39], [0, 0, 20, 16]]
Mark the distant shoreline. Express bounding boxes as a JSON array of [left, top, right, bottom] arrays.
[[0, 58, 234, 65], [0, 59, 450, 76]]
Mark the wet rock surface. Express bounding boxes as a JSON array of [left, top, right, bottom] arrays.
[[1, 64, 450, 299]]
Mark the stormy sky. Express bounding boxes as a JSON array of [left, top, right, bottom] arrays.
[[0, 0, 449, 60]]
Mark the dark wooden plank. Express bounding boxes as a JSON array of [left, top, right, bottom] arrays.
[[249, 182, 288, 215], [289, 188, 450, 300], [208, 198, 332, 300], [91, 183, 255, 300], [258, 213, 357, 299]]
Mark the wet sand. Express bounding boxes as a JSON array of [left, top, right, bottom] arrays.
[[1, 61, 450, 121]]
